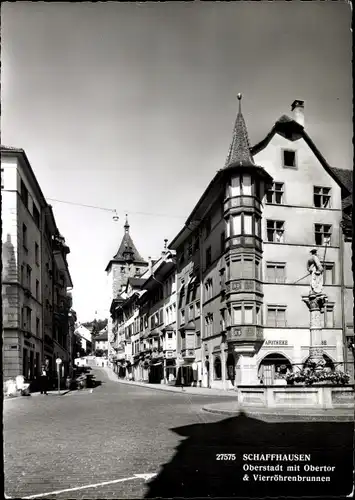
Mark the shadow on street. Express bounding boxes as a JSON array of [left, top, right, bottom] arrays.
[[145, 411, 353, 498]]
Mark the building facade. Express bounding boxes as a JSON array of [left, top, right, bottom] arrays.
[[168, 98, 353, 389], [1, 146, 74, 382]]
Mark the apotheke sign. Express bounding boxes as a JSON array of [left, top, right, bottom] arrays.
[[264, 340, 289, 346]]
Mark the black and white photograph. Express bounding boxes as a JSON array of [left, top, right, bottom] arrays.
[[2, 1, 353, 499]]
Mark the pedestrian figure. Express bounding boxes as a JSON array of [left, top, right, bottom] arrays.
[[40, 364, 48, 395]]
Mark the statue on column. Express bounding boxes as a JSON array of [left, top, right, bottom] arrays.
[[307, 249, 324, 295]]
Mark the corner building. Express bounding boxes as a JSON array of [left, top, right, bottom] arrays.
[[169, 97, 353, 389]]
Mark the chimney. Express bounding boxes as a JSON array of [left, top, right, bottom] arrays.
[[161, 239, 168, 258], [291, 100, 305, 127]]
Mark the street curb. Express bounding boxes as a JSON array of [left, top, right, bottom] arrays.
[[202, 405, 355, 421], [100, 367, 238, 397], [113, 378, 238, 397]]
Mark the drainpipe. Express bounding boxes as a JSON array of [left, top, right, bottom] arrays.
[[339, 224, 347, 371], [198, 225, 205, 388]]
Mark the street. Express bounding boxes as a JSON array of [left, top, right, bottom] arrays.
[[4, 367, 354, 499]]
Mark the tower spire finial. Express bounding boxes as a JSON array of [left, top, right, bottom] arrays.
[[237, 92, 242, 113], [124, 214, 130, 233]]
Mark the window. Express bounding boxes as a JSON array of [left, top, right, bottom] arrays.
[[205, 246, 212, 268], [266, 182, 284, 204], [243, 175, 252, 195], [180, 309, 185, 324], [120, 266, 125, 274], [323, 304, 335, 328], [256, 305, 261, 325], [315, 224, 332, 246], [205, 216, 211, 236], [36, 280, 39, 300], [314, 187, 331, 208], [267, 220, 285, 243], [244, 305, 253, 324], [196, 331, 201, 348], [205, 278, 213, 300], [230, 176, 241, 197], [21, 180, 29, 208], [33, 204, 40, 227], [22, 224, 28, 249], [243, 258, 253, 278], [195, 301, 200, 317], [35, 243, 39, 264], [189, 304, 194, 319], [232, 214, 241, 235], [26, 307, 32, 332], [244, 214, 253, 235], [20, 265, 24, 285], [205, 313, 214, 336], [220, 231, 225, 253], [36, 317, 40, 336], [214, 356, 222, 380], [226, 218, 230, 239], [283, 150, 296, 168], [135, 268, 140, 276], [232, 305, 242, 324], [26, 265, 32, 290], [220, 309, 226, 331], [324, 263, 335, 285], [266, 263, 286, 283], [194, 234, 200, 252], [255, 260, 260, 280], [267, 306, 287, 327], [255, 215, 261, 238], [1, 168, 4, 189]]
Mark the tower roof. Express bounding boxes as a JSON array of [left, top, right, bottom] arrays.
[[105, 216, 147, 271], [224, 93, 256, 169]]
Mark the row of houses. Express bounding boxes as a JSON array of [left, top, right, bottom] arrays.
[[106, 97, 353, 389], [2, 146, 76, 381]]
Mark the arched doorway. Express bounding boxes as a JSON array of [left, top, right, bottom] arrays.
[[226, 353, 235, 384], [258, 353, 292, 385]]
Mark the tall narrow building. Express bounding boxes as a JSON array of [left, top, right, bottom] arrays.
[[105, 216, 148, 365]]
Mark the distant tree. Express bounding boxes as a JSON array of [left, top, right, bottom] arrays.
[[82, 318, 108, 337]]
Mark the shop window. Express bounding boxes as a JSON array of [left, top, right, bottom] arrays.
[[214, 356, 222, 380]]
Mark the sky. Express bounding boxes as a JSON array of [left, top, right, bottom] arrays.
[[2, 1, 352, 323]]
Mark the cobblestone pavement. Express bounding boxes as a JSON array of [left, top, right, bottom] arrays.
[[5, 367, 353, 499], [4, 367, 227, 499]]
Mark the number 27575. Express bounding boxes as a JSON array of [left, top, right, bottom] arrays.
[[216, 454, 236, 460]]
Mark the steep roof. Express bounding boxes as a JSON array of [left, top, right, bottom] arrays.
[[224, 94, 256, 169], [105, 216, 147, 271], [95, 331, 108, 342], [127, 277, 146, 288], [251, 116, 352, 195]]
